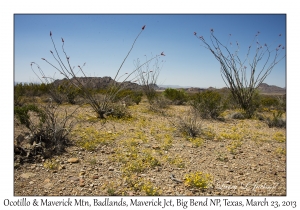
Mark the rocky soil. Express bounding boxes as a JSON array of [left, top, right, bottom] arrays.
[[14, 101, 286, 196]]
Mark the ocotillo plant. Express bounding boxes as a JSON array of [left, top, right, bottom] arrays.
[[31, 25, 164, 119], [134, 54, 165, 104], [194, 29, 285, 118]]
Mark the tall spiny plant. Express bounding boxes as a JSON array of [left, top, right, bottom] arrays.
[[31, 25, 164, 118], [194, 29, 285, 118], [134, 54, 165, 104]]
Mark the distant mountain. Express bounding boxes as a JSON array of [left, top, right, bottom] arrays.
[[159, 83, 286, 95], [17, 77, 285, 95], [257, 83, 286, 94], [52, 76, 159, 91], [159, 85, 193, 89]]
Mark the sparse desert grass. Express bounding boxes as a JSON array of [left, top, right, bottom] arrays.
[[14, 95, 286, 196]]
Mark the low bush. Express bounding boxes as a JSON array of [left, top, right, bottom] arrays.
[[14, 102, 78, 159], [163, 88, 187, 105], [265, 110, 286, 128], [175, 110, 202, 138], [184, 171, 213, 189], [148, 96, 171, 113], [190, 90, 225, 119], [57, 80, 82, 104], [260, 95, 279, 110]]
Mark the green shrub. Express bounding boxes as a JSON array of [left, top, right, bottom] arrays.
[[130, 91, 143, 105], [190, 90, 225, 119], [163, 88, 187, 105], [57, 81, 82, 104], [14, 104, 45, 129], [260, 95, 279, 111], [14, 82, 50, 100]]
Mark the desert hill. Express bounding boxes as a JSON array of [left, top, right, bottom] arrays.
[[52, 77, 285, 95]]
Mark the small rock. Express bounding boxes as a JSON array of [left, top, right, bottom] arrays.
[[152, 145, 160, 150], [43, 178, 51, 184], [108, 166, 114, 171], [67, 158, 79, 163], [128, 191, 135, 196], [92, 175, 99, 179], [69, 177, 80, 181], [29, 181, 34, 185], [44, 183, 53, 189], [79, 179, 85, 187], [58, 165, 66, 170], [20, 173, 36, 179], [239, 172, 244, 175]]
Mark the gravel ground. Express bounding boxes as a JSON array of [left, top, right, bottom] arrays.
[[14, 102, 286, 196]]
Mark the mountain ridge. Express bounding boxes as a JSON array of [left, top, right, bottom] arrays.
[[15, 78, 285, 95]]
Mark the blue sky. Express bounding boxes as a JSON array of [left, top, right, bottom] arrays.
[[15, 14, 286, 88]]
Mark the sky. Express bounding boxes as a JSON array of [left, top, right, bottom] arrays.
[[14, 14, 286, 88]]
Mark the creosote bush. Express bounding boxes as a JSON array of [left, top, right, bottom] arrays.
[[163, 88, 187, 105], [190, 90, 225, 119], [57, 80, 82, 104], [260, 95, 279, 111]]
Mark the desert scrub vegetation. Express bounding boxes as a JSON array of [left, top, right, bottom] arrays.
[[184, 171, 213, 190], [14, 102, 78, 158], [163, 88, 188, 105], [194, 29, 285, 118], [71, 126, 119, 151], [31, 25, 164, 119], [134, 55, 165, 104], [272, 131, 285, 142], [14, 94, 286, 195], [174, 109, 202, 138], [265, 110, 286, 128], [190, 90, 226, 119]]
